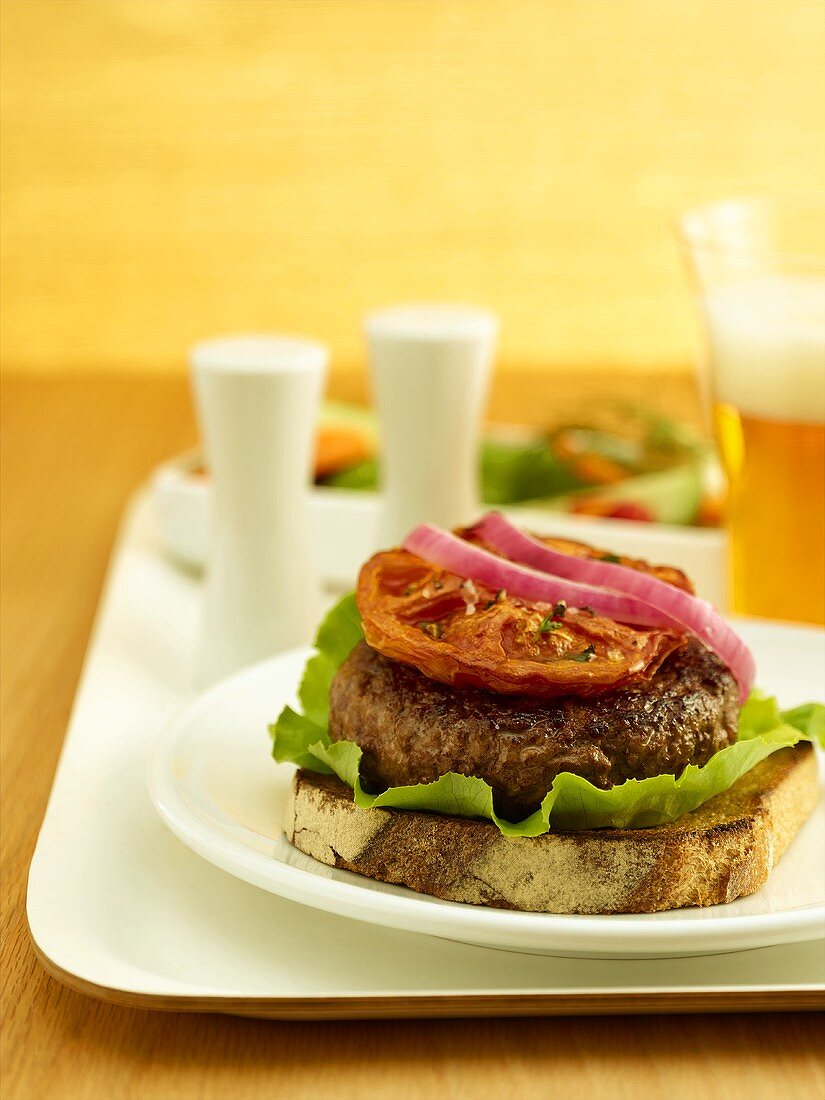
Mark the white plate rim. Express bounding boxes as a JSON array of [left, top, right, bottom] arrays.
[[147, 635, 825, 956]]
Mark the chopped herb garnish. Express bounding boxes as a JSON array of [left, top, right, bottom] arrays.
[[538, 615, 562, 634], [601, 553, 621, 564], [433, 579, 443, 590], [552, 601, 567, 618], [569, 644, 596, 662], [416, 621, 444, 639]]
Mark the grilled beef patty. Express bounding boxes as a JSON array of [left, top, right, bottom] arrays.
[[328, 639, 738, 820]]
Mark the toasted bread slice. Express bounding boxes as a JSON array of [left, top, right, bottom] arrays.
[[284, 744, 819, 914]]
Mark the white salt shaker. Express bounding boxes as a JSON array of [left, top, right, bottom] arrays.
[[190, 335, 327, 687], [366, 304, 497, 545]]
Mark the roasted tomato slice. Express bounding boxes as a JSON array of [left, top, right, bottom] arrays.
[[356, 538, 688, 697]]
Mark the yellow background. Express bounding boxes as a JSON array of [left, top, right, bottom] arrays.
[[2, 0, 824, 376]]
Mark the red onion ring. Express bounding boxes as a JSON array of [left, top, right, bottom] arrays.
[[474, 511, 755, 703], [402, 524, 681, 629]]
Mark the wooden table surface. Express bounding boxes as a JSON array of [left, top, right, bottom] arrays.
[[2, 373, 823, 1100]]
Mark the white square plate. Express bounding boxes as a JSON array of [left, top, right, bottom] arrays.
[[27, 491, 825, 1015]]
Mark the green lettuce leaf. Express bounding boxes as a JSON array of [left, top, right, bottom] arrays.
[[270, 595, 825, 834]]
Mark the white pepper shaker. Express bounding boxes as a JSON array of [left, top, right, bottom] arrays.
[[190, 335, 327, 687], [366, 304, 497, 545]]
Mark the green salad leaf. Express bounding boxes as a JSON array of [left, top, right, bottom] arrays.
[[270, 595, 825, 834]]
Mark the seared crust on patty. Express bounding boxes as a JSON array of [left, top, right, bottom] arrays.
[[328, 640, 739, 820]]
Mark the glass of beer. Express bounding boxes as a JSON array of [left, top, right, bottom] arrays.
[[681, 194, 825, 624]]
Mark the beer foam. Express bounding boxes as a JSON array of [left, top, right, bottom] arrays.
[[703, 274, 825, 423]]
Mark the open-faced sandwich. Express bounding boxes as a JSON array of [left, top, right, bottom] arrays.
[[271, 513, 824, 915]]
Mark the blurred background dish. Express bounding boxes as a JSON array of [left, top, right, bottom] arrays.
[[152, 396, 720, 562], [151, 428, 728, 605], [316, 400, 717, 525]]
